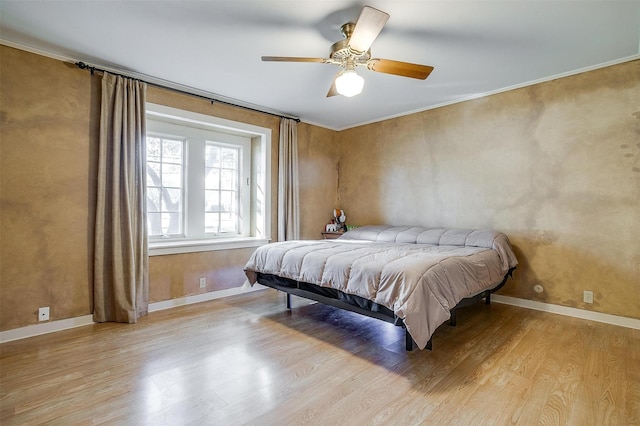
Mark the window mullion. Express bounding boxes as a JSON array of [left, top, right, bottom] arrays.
[[186, 138, 205, 238], [218, 154, 223, 234], [241, 146, 251, 236]]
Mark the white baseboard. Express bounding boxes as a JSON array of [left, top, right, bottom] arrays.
[[0, 315, 96, 344], [147, 283, 266, 312], [0, 284, 266, 344], [3, 289, 635, 344], [492, 295, 640, 330]]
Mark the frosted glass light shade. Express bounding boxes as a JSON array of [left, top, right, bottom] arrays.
[[335, 70, 364, 97]]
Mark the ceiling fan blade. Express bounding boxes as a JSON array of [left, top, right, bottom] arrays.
[[326, 73, 339, 97], [367, 59, 434, 80], [261, 56, 326, 63], [348, 6, 390, 53]]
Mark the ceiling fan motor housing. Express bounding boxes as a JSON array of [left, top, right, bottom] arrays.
[[329, 24, 372, 67]]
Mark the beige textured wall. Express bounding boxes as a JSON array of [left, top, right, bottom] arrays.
[[298, 123, 340, 239], [2, 44, 636, 332], [0, 46, 340, 330], [1, 46, 99, 330], [339, 60, 640, 319]]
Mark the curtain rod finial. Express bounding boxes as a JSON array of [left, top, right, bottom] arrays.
[[76, 61, 96, 75]]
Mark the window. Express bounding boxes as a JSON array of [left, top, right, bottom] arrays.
[[145, 103, 271, 255], [146, 135, 184, 237], [205, 143, 238, 234]]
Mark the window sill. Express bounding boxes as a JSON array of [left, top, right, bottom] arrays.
[[149, 237, 270, 256]]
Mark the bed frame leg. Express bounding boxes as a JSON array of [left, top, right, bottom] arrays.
[[485, 293, 491, 305], [449, 309, 457, 326], [405, 330, 414, 351], [286, 293, 292, 310], [405, 330, 432, 351]]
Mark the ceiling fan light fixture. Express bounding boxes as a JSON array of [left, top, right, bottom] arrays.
[[335, 69, 364, 97]]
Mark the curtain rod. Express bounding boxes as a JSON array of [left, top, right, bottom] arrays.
[[75, 61, 300, 123]]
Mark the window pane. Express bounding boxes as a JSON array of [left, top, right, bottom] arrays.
[[205, 190, 220, 212], [221, 148, 237, 169], [162, 212, 181, 235], [162, 188, 182, 213], [147, 187, 161, 213], [220, 191, 236, 213], [147, 212, 163, 236], [146, 162, 161, 187], [162, 164, 182, 188], [163, 139, 183, 163], [205, 145, 220, 168], [220, 169, 236, 190], [220, 212, 237, 233], [147, 137, 161, 162], [205, 212, 219, 233], [205, 168, 220, 190]]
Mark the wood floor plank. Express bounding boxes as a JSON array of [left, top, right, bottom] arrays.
[[626, 359, 640, 425], [1, 289, 638, 425], [535, 318, 594, 425], [506, 318, 566, 425]]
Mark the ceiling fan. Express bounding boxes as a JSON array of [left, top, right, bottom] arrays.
[[262, 6, 434, 97]]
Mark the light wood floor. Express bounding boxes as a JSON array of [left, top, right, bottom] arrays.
[[1, 289, 638, 425]]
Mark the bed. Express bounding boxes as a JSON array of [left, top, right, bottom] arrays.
[[244, 225, 518, 350]]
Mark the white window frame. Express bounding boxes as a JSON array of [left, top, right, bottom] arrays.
[[202, 140, 250, 236], [146, 103, 271, 255], [146, 133, 187, 238]]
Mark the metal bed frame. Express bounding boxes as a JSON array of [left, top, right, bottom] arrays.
[[256, 267, 516, 351]]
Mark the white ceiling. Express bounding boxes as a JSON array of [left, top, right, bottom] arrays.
[[1, 1, 639, 130]]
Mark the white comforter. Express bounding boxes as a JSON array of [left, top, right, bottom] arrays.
[[244, 226, 518, 349]]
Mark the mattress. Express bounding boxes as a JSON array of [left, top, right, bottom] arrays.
[[244, 225, 518, 349]]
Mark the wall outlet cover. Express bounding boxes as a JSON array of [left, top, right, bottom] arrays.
[[38, 307, 50, 321]]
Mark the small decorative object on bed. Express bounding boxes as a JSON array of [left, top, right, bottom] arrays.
[[244, 225, 518, 351]]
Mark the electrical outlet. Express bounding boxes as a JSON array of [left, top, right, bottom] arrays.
[[583, 290, 594, 304], [199, 277, 206, 289], [38, 307, 50, 321]]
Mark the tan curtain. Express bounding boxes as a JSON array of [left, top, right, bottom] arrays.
[[93, 72, 149, 323], [278, 118, 300, 241]]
